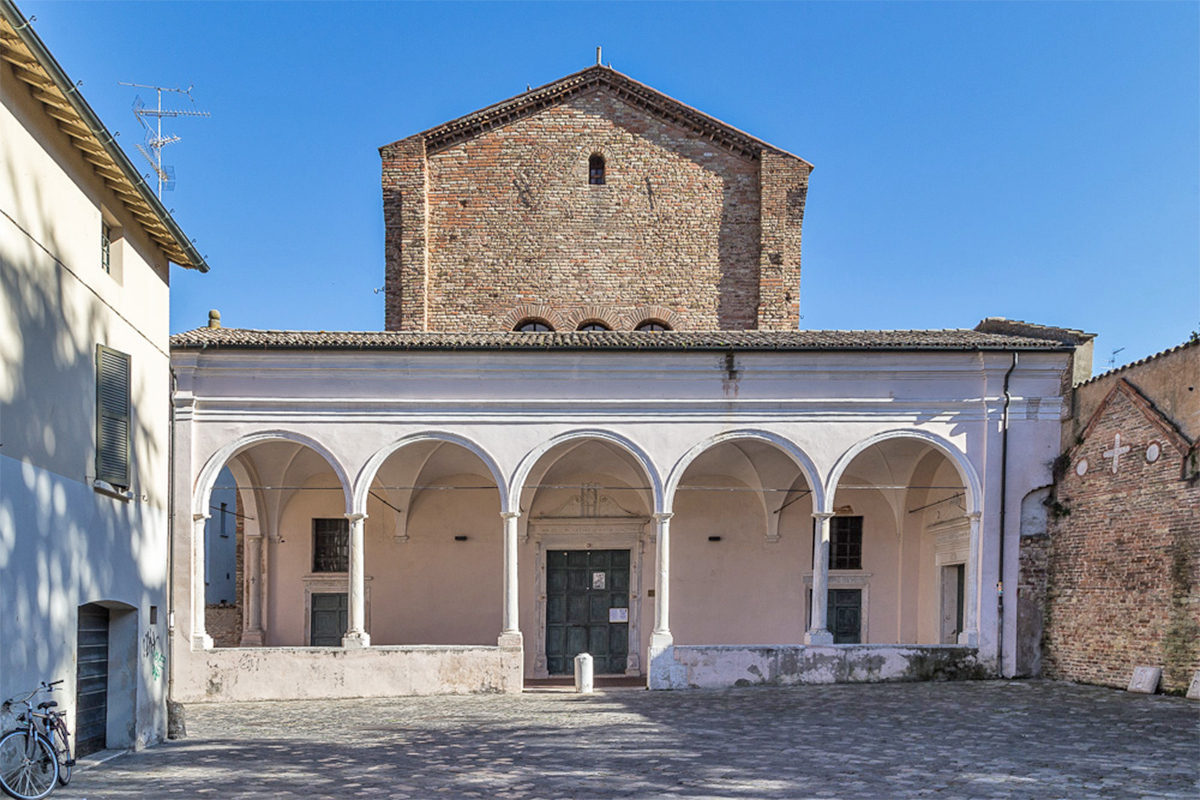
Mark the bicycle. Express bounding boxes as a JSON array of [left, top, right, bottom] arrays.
[[0, 681, 74, 800]]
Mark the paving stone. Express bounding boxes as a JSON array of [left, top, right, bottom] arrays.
[[53, 681, 1199, 799]]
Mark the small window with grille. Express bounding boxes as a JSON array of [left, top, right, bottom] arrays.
[[515, 319, 553, 332], [313, 519, 349, 572], [830, 516, 863, 570], [101, 223, 112, 273], [588, 154, 605, 185], [635, 321, 670, 332], [577, 322, 610, 331]]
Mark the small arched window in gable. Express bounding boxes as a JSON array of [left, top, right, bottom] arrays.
[[636, 320, 671, 332], [588, 154, 606, 185], [515, 319, 554, 332], [577, 322, 610, 332]]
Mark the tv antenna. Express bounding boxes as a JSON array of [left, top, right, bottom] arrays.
[[1107, 347, 1125, 370], [118, 82, 210, 198]]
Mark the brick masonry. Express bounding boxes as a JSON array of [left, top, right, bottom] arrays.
[[1037, 379, 1200, 692], [381, 76, 810, 332], [206, 490, 245, 648]]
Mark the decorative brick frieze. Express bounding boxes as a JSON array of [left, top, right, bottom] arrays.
[[622, 304, 684, 331], [563, 304, 623, 331], [498, 303, 568, 331]]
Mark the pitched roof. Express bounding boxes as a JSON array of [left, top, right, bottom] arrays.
[[381, 64, 811, 165], [0, 0, 208, 271], [1079, 379, 1193, 455], [975, 317, 1096, 345], [171, 327, 1074, 353]]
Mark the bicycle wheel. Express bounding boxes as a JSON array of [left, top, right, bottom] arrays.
[[51, 720, 71, 787], [0, 729, 58, 800]]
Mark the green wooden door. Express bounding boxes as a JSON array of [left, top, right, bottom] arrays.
[[829, 589, 862, 644], [310, 593, 347, 646], [546, 550, 630, 675]]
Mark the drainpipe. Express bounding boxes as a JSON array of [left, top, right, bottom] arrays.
[[996, 352, 1018, 675]]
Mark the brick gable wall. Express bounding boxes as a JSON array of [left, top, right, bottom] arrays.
[[1040, 386, 1199, 692], [382, 88, 809, 332]]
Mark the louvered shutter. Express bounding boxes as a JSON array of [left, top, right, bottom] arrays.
[[96, 345, 131, 487]]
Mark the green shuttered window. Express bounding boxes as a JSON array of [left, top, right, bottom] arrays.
[[96, 344, 131, 488]]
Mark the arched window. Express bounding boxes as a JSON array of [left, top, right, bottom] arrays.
[[635, 321, 670, 332], [577, 322, 611, 332], [515, 319, 553, 332], [588, 154, 605, 185]]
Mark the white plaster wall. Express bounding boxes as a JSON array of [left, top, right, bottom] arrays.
[[2, 56, 174, 746], [172, 346, 1070, 690]]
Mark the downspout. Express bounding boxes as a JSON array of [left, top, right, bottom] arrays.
[[166, 368, 181, 738], [996, 352, 1018, 675]]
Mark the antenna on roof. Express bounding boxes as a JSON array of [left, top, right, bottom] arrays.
[[1107, 347, 1125, 370], [596, 46, 602, 66], [118, 82, 210, 198]]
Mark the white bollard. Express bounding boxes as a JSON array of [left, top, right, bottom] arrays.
[[574, 652, 594, 694]]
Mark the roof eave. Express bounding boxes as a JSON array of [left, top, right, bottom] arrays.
[[0, 0, 209, 273]]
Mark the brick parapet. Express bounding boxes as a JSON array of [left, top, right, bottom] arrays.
[[382, 136, 428, 331]]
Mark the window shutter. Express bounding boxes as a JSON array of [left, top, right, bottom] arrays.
[[96, 345, 131, 487]]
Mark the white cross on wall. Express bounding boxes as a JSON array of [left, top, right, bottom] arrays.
[[1102, 433, 1131, 474]]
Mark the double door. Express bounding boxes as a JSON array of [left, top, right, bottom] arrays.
[[545, 550, 630, 675]]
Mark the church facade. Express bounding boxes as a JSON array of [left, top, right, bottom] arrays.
[[169, 66, 1086, 700]]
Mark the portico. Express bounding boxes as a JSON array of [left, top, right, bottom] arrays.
[[169, 332, 1071, 701]]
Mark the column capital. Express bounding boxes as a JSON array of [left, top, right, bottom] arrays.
[[500, 510, 521, 521], [193, 512, 210, 523], [344, 512, 368, 523], [812, 511, 837, 520], [652, 512, 674, 522]]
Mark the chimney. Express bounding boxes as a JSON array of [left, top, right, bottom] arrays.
[[207, 309, 221, 329]]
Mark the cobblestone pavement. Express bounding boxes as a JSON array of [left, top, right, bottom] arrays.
[[57, 681, 1197, 799]]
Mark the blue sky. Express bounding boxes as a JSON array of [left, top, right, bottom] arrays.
[[22, 1, 1200, 372]]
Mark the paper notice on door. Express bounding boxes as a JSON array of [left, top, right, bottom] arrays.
[[592, 572, 606, 589], [609, 607, 628, 623]]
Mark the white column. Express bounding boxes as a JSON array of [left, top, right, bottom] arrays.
[[650, 512, 674, 650], [805, 512, 835, 645], [191, 513, 213, 650], [958, 511, 982, 646], [240, 534, 265, 646], [498, 511, 523, 648], [342, 512, 370, 648]]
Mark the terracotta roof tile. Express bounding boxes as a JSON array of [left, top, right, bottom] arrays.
[[171, 328, 1074, 353]]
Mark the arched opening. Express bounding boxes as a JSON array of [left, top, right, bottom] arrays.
[[359, 437, 505, 646], [826, 435, 973, 645], [588, 153, 606, 185], [513, 434, 658, 679], [577, 321, 611, 332], [669, 437, 815, 645], [635, 320, 671, 332], [514, 318, 554, 332], [197, 437, 351, 648]]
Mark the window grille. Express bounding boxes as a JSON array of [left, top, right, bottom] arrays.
[[830, 516, 863, 570], [588, 154, 605, 185], [101, 223, 112, 273], [636, 321, 670, 332], [95, 345, 131, 487], [515, 319, 553, 332], [313, 519, 349, 572], [578, 322, 610, 331]]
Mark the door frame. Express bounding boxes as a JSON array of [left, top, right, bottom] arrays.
[[529, 518, 647, 678]]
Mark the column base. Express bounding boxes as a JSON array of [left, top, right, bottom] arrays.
[[497, 631, 524, 650], [804, 628, 834, 645], [239, 628, 265, 647], [191, 633, 213, 651], [956, 631, 979, 646], [649, 630, 674, 651], [342, 631, 371, 649]]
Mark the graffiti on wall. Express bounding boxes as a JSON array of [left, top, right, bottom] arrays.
[[143, 629, 165, 680]]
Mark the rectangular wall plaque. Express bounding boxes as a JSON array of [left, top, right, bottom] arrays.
[[609, 608, 628, 623]]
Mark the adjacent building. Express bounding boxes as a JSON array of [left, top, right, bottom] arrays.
[[0, 0, 207, 751]]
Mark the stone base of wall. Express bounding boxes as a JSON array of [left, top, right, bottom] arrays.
[[650, 645, 990, 690], [175, 644, 524, 703]]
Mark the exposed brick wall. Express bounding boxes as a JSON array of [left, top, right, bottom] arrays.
[[1042, 383, 1200, 692], [382, 86, 810, 332], [206, 487, 245, 648]]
